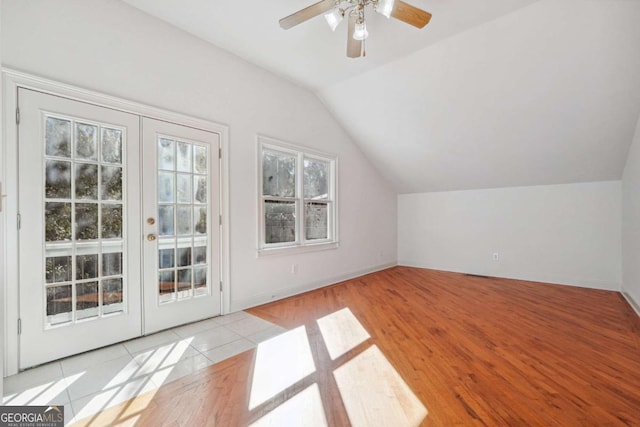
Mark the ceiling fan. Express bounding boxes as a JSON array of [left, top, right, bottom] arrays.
[[279, 0, 432, 58]]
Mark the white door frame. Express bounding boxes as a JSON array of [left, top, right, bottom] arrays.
[[2, 69, 231, 376]]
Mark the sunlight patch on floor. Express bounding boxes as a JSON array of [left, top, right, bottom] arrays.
[[333, 345, 428, 427], [249, 326, 316, 410], [71, 339, 194, 424], [316, 307, 371, 360], [250, 383, 327, 427], [3, 374, 82, 406]]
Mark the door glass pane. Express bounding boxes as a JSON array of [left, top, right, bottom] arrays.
[[177, 142, 192, 172], [194, 146, 207, 174], [264, 200, 296, 244], [177, 247, 191, 267], [102, 278, 123, 315], [101, 166, 122, 201], [75, 164, 98, 200], [158, 206, 175, 236], [158, 138, 174, 170], [193, 246, 206, 265], [177, 269, 192, 295], [45, 160, 71, 199], [102, 128, 122, 164], [76, 282, 99, 320], [177, 174, 192, 203], [158, 172, 175, 203], [194, 175, 206, 203], [156, 139, 210, 303], [102, 204, 123, 238], [159, 248, 175, 269], [176, 206, 192, 235], [195, 207, 207, 235], [76, 254, 98, 280], [76, 203, 99, 240], [76, 123, 98, 161], [46, 256, 72, 283], [43, 114, 127, 327], [46, 285, 72, 325], [45, 202, 72, 242], [102, 252, 122, 276], [46, 117, 71, 158], [159, 270, 175, 303], [194, 267, 207, 297], [176, 173, 192, 203]]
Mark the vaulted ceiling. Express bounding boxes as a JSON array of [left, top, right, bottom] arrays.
[[123, 0, 640, 193]]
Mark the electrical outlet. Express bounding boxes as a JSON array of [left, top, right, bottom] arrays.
[[492, 252, 499, 261], [291, 264, 298, 274]]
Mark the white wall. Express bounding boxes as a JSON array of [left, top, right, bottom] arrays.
[[398, 182, 621, 290], [0, 0, 4, 397], [622, 115, 640, 309], [0, 0, 396, 316]]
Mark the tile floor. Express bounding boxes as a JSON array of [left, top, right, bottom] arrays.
[[2, 311, 286, 425]]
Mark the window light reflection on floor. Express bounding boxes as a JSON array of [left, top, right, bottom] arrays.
[[72, 338, 195, 423], [249, 325, 316, 410], [333, 345, 428, 426], [316, 307, 371, 360], [3, 373, 82, 407], [249, 383, 328, 427]]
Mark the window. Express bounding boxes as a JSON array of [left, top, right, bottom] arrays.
[[258, 136, 338, 254]]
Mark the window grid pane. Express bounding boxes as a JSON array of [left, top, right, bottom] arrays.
[[262, 150, 296, 198], [260, 141, 335, 250], [264, 200, 297, 244], [304, 201, 329, 241], [156, 138, 210, 304], [43, 114, 126, 327]]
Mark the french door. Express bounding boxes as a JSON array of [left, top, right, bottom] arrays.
[[18, 89, 221, 369], [141, 118, 221, 334]]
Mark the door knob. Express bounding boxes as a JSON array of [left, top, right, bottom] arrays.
[[147, 234, 157, 241]]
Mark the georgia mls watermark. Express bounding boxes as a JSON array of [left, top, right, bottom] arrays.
[[0, 406, 64, 427]]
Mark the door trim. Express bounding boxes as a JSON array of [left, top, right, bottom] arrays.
[[2, 68, 231, 376]]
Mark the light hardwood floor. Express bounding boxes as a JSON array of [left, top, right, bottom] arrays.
[[71, 267, 640, 426]]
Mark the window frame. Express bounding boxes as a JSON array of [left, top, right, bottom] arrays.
[[257, 136, 338, 256]]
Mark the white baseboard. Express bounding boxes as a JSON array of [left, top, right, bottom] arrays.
[[621, 291, 640, 317], [397, 260, 619, 291], [230, 262, 397, 312]]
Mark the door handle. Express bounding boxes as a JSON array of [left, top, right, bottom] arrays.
[[147, 217, 155, 225], [147, 234, 157, 241]]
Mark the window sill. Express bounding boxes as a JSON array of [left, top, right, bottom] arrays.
[[257, 241, 339, 257]]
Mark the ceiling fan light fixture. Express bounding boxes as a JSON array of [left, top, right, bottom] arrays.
[[353, 22, 369, 40], [376, 0, 395, 18], [324, 8, 343, 31]]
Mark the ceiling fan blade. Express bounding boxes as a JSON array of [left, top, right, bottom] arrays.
[[347, 13, 362, 58], [391, 1, 432, 28], [279, 0, 336, 30]]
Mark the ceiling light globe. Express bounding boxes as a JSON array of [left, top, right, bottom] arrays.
[[353, 22, 369, 40]]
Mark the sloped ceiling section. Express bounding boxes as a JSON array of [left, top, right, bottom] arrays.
[[124, 0, 640, 194], [122, 0, 538, 89], [319, 0, 640, 192]]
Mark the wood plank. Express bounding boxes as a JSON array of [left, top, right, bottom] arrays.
[[71, 267, 640, 426]]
